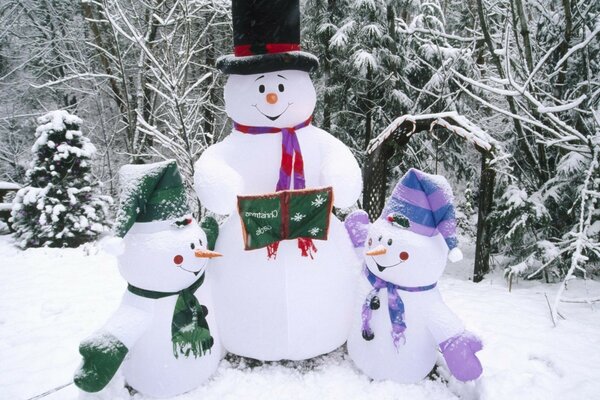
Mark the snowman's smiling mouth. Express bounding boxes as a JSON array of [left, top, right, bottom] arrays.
[[372, 258, 403, 272], [253, 103, 292, 121], [176, 265, 204, 276]]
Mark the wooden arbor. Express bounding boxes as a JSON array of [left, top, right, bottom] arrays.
[[363, 112, 501, 282], [0, 181, 21, 232]]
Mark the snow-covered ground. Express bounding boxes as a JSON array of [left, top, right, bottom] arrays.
[[1, 235, 599, 400]]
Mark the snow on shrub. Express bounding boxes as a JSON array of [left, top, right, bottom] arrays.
[[10, 110, 112, 248]]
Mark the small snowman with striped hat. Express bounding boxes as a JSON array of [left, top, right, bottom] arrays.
[[345, 168, 483, 383]]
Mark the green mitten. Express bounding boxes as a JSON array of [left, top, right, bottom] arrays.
[[200, 216, 219, 251], [74, 332, 129, 393]]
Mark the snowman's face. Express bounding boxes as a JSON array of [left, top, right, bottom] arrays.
[[224, 70, 316, 128], [118, 221, 219, 292], [364, 218, 448, 287]]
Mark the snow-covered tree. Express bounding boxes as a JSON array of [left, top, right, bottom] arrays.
[[459, 0, 600, 284], [11, 110, 112, 248], [304, 0, 480, 214], [80, 0, 231, 213]]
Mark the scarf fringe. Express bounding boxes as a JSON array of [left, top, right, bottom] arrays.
[[298, 238, 317, 259], [172, 333, 213, 359], [267, 242, 280, 259], [266, 239, 318, 259], [391, 331, 407, 350]]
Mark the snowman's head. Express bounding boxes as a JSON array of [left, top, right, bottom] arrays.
[[224, 70, 316, 128], [117, 218, 221, 292], [363, 216, 449, 287]]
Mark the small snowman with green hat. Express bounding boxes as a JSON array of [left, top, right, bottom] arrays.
[[74, 160, 223, 398]]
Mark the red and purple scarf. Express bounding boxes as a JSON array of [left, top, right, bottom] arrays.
[[234, 117, 316, 258]]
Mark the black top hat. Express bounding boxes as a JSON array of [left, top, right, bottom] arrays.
[[217, 0, 319, 75]]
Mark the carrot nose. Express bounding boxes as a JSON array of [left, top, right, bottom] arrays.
[[266, 92, 278, 104], [194, 249, 222, 259], [366, 245, 387, 256]]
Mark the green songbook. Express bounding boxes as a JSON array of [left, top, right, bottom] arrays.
[[237, 187, 334, 251]]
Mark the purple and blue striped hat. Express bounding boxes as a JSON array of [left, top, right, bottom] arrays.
[[381, 168, 463, 262]]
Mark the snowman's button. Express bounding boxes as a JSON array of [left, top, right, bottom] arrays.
[[362, 330, 375, 341], [369, 296, 380, 310]]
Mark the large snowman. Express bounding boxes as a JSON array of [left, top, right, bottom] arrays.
[[194, 0, 362, 360], [345, 168, 483, 383], [74, 161, 223, 398]]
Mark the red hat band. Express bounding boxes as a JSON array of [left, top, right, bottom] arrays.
[[234, 43, 301, 57]]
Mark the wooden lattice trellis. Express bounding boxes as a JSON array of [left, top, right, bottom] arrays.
[[363, 112, 503, 282]]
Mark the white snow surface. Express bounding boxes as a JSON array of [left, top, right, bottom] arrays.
[[1, 235, 600, 400]]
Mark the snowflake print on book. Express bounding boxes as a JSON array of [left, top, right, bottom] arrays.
[[312, 195, 326, 208], [309, 227, 321, 236], [291, 212, 305, 222]]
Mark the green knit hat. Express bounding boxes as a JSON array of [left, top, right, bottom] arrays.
[[114, 160, 190, 237]]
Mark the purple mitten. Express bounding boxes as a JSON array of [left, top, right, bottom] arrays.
[[344, 210, 370, 248], [440, 331, 483, 382]]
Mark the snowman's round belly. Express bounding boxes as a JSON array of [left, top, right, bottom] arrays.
[[123, 295, 221, 398], [211, 214, 360, 360], [347, 287, 438, 383]]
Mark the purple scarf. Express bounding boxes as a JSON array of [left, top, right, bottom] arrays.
[[361, 266, 437, 349]]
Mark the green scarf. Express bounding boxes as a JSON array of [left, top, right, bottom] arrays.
[[127, 273, 214, 358]]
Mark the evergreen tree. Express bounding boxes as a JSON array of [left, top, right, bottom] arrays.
[[304, 0, 480, 215], [11, 110, 112, 248]]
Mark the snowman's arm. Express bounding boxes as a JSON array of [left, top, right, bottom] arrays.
[[74, 302, 151, 393], [425, 291, 465, 345], [317, 129, 362, 208], [427, 291, 484, 381], [194, 139, 244, 215], [344, 210, 370, 248]]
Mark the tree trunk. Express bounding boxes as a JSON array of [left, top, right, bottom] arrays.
[[555, 0, 572, 97], [203, 25, 216, 139], [475, 0, 541, 184], [474, 151, 496, 282]]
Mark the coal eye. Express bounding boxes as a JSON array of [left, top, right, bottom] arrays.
[[259, 84, 265, 93], [378, 236, 382, 242], [198, 239, 203, 246], [368, 238, 372, 246], [387, 239, 393, 246], [190, 243, 195, 250], [278, 83, 285, 92]]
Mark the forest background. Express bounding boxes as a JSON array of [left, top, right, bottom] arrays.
[[0, 0, 598, 299]]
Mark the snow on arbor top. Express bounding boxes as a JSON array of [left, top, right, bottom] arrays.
[[32, 110, 96, 157], [0, 181, 21, 190], [367, 111, 499, 154]]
